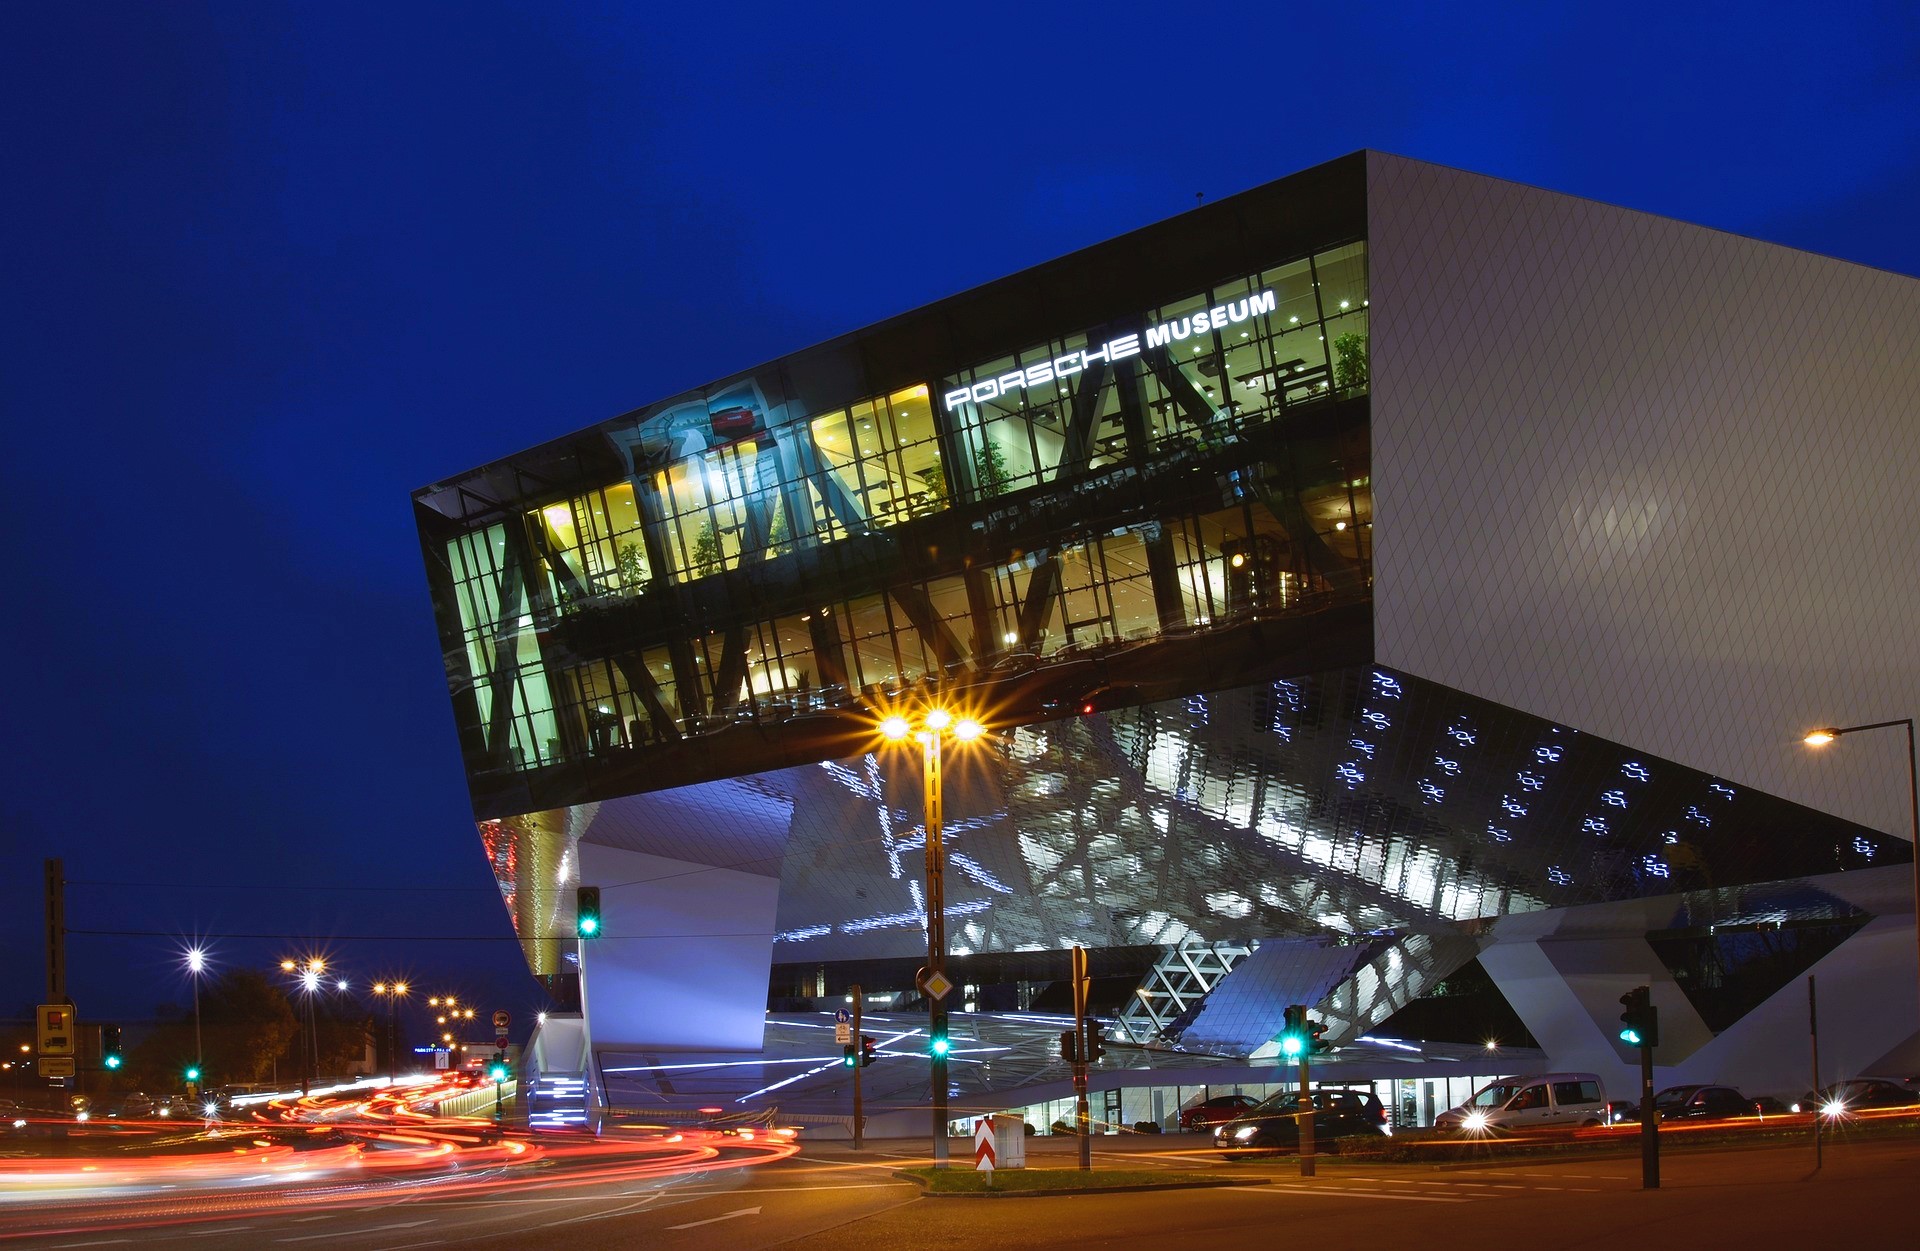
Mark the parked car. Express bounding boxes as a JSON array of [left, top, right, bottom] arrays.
[[1178, 1094, 1259, 1132], [1215, 1088, 1388, 1154], [106, 1092, 157, 1118], [1654, 1084, 1766, 1121], [1793, 1078, 1920, 1116], [1435, 1074, 1608, 1132]]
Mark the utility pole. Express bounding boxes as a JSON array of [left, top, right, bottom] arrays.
[[1072, 945, 1091, 1171], [1809, 975, 1822, 1170], [851, 984, 865, 1150], [45, 858, 66, 1004]]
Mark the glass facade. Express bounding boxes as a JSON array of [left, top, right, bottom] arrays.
[[419, 224, 1374, 812]]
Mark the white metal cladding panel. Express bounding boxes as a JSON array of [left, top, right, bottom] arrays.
[[1366, 152, 1920, 838]]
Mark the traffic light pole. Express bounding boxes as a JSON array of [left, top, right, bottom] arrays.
[[1072, 946, 1091, 1171], [852, 984, 864, 1150], [1639, 1038, 1658, 1189], [1297, 1050, 1316, 1177]]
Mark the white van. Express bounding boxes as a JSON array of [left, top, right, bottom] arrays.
[[1434, 1073, 1608, 1131]]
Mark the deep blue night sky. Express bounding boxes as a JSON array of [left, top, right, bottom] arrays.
[[4, 3, 1918, 1032]]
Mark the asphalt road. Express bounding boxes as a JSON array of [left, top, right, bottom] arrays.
[[8, 1133, 1918, 1249]]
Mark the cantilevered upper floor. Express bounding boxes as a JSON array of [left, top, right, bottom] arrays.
[[415, 154, 1376, 819]]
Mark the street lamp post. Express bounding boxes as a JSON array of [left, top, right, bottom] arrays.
[[373, 983, 408, 1083], [1803, 719, 1920, 1029], [880, 705, 984, 1169], [185, 948, 206, 1092], [282, 958, 327, 1096]]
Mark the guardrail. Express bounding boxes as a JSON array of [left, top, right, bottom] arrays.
[[433, 1081, 515, 1120]]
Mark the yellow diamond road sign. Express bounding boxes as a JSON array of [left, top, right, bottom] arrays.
[[925, 971, 954, 1001]]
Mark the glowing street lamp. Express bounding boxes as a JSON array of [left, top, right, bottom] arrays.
[[875, 703, 988, 1168], [1801, 718, 1920, 1034]]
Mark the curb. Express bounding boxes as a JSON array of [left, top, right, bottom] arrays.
[[893, 1170, 1272, 1199]]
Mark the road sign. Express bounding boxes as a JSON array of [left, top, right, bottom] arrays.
[[435, 1050, 449, 1070], [974, 1117, 995, 1175], [494, 1009, 511, 1041], [835, 1022, 852, 1045], [36, 1004, 74, 1056], [924, 970, 954, 1001], [834, 1008, 852, 1024], [39, 1056, 76, 1078]]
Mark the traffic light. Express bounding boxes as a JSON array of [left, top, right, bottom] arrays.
[[860, 1035, 878, 1068], [1279, 1004, 1308, 1058], [102, 1025, 123, 1070], [1059, 1030, 1078, 1063], [929, 1030, 951, 1058], [1084, 1029, 1106, 1065], [575, 886, 602, 939], [488, 1054, 509, 1083], [184, 1065, 201, 1084], [842, 1043, 858, 1068], [1619, 986, 1659, 1048]]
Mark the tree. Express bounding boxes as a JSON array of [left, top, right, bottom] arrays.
[[972, 436, 1010, 499], [126, 970, 299, 1089], [1333, 331, 1369, 392], [691, 520, 722, 572], [615, 541, 649, 595]]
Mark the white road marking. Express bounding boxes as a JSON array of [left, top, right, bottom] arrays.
[[668, 1205, 763, 1230], [277, 1220, 431, 1243], [524, 1193, 667, 1231], [49, 1242, 134, 1249], [1231, 1185, 1469, 1204]]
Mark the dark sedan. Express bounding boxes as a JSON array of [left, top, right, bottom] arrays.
[[1653, 1084, 1770, 1121], [1794, 1079, 1920, 1116], [1215, 1089, 1388, 1154]]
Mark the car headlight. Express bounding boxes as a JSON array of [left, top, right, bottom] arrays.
[[1463, 1112, 1487, 1131], [1790, 1102, 1801, 1113], [1233, 1125, 1260, 1140], [1822, 1100, 1847, 1118]]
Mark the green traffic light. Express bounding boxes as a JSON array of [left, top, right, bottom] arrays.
[[1619, 1027, 1642, 1046], [930, 1036, 950, 1057], [185, 1066, 201, 1081], [104, 1055, 122, 1070], [578, 915, 599, 936], [1280, 1034, 1304, 1058]]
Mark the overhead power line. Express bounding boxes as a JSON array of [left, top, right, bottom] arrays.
[[65, 927, 776, 942]]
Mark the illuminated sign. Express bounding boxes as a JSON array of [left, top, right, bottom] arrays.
[[943, 288, 1277, 411]]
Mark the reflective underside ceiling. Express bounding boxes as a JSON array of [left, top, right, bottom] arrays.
[[481, 665, 1903, 974]]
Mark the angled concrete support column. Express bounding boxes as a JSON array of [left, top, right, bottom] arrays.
[[576, 841, 781, 1053]]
